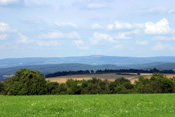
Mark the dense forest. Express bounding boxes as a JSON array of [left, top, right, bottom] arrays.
[[1, 69, 175, 95]]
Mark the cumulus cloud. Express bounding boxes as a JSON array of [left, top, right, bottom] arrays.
[[136, 40, 148, 45], [87, 3, 106, 9], [17, 33, 31, 43], [153, 43, 174, 50], [152, 36, 175, 41], [90, 32, 117, 45], [114, 21, 144, 29], [73, 40, 89, 50], [115, 30, 139, 39], [0, 33, 8, 40], [106, 24, 114, 30], [24, 0, 47, 7], [74, 40, 84, 45], [55, 22, 78, 28], [91, 23, 102, 29], [39, 31, 80, 39], [147, 7, 175, 14], [0, 0, 18, 5], [36, 40, 60, 46], [114, 44, 123, 49], [17, 32, 61, 47], [0, 22, 15, 32], [145, 18, 172, 34], [115, 33, 131, 39]]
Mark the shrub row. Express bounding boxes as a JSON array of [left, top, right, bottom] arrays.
[[0, 69, 175, 95]]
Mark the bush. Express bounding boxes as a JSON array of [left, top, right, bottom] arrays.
[[2, 69, 175, 95], [46, 82, 59, 94], [0, 82, 4, 94]]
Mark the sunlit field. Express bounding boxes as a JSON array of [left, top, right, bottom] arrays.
[[46, 73, 175, 83], [1, 94, 175, 116]]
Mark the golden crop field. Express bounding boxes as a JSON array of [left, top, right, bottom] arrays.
[[45, 73, 175, 83]]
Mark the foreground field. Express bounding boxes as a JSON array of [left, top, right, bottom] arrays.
[[1, 94, 175, 116]]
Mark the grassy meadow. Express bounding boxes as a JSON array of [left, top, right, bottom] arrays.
[[1, 94, 175, 117]]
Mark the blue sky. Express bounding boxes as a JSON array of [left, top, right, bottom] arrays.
[[0, 0, 175, 58]]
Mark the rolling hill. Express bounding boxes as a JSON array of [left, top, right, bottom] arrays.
[[1, 55, 175, 68], [1, 55, 175, 81]]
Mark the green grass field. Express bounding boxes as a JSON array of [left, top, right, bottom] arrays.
[[0, 94, 175, 117]]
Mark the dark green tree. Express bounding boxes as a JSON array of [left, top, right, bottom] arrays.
[[46, 82, 59, 94], [3, 69, 47, 95], [0, 82, 4, 94]]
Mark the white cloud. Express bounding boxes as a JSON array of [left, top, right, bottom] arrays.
[[0, 22, 15, 32], [91, 23, 102, 29], [115, 30, 139, 39], [36, 40, 60, 46], [87, 3, 106, 9], [39, 31, 80, 39], [145, 18, 172, 34], [73, 40, 89, 50], [115, 21, 132, 29], [168, 9, 175, 13], [0, 0, 18, 5], [153, 43, 175, 50], [114, 21, 144, 29], [147, 7, 175, 14], [0, 33, 8, 40], [17, 32, 61, 47], [24, 0, 46, 6], [147, 7, 167, 13], [106, 24, 114, 30], [55, 22, 78, 28], [74, 40, 84, 45], [90, 32, 117, 45], [114, 44, 123, 49], [152, 36, 175, 41], [0, 43, 11, 50], [115, 33, 131, 39], [136, 40, 148, 45], [17, 33, 31, 43]]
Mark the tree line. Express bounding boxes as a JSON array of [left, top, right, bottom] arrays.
[[46, 68, 175, 78], [0, 69, 175, 95]]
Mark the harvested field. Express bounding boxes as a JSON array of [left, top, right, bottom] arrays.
[[130, 74, 175, 83], [46, 73, 139, 83], [46, 73, 175, 83]]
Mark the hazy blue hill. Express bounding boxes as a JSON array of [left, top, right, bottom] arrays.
[[1, 55, 175, 68], [0, 63, 123, 76], [126, 62, 175, 70], [1, 55, 175, 81]]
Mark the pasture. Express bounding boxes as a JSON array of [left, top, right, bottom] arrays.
[[0, 94, 175, 116]]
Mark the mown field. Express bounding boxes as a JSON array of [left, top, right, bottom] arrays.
[[1, 94, 175, 116], [46, 73, 175, 83]]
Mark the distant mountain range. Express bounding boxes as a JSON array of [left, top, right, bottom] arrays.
[[1, 55, 175, 68], [0, 55, 175, 81]]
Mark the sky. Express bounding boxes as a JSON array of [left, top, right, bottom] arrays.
[[0, 0, 175, 58]]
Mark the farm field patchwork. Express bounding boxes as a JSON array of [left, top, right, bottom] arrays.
[[46, 73, 175, 83], [0, 94, 175, 116], [46, 73, 143, 83]]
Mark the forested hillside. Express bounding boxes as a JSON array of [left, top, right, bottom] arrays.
[[1, 62, 175, 81], [1, 56, 175, 68]]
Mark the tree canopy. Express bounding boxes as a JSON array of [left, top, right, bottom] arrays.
[[3, 69, 47, 95]]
